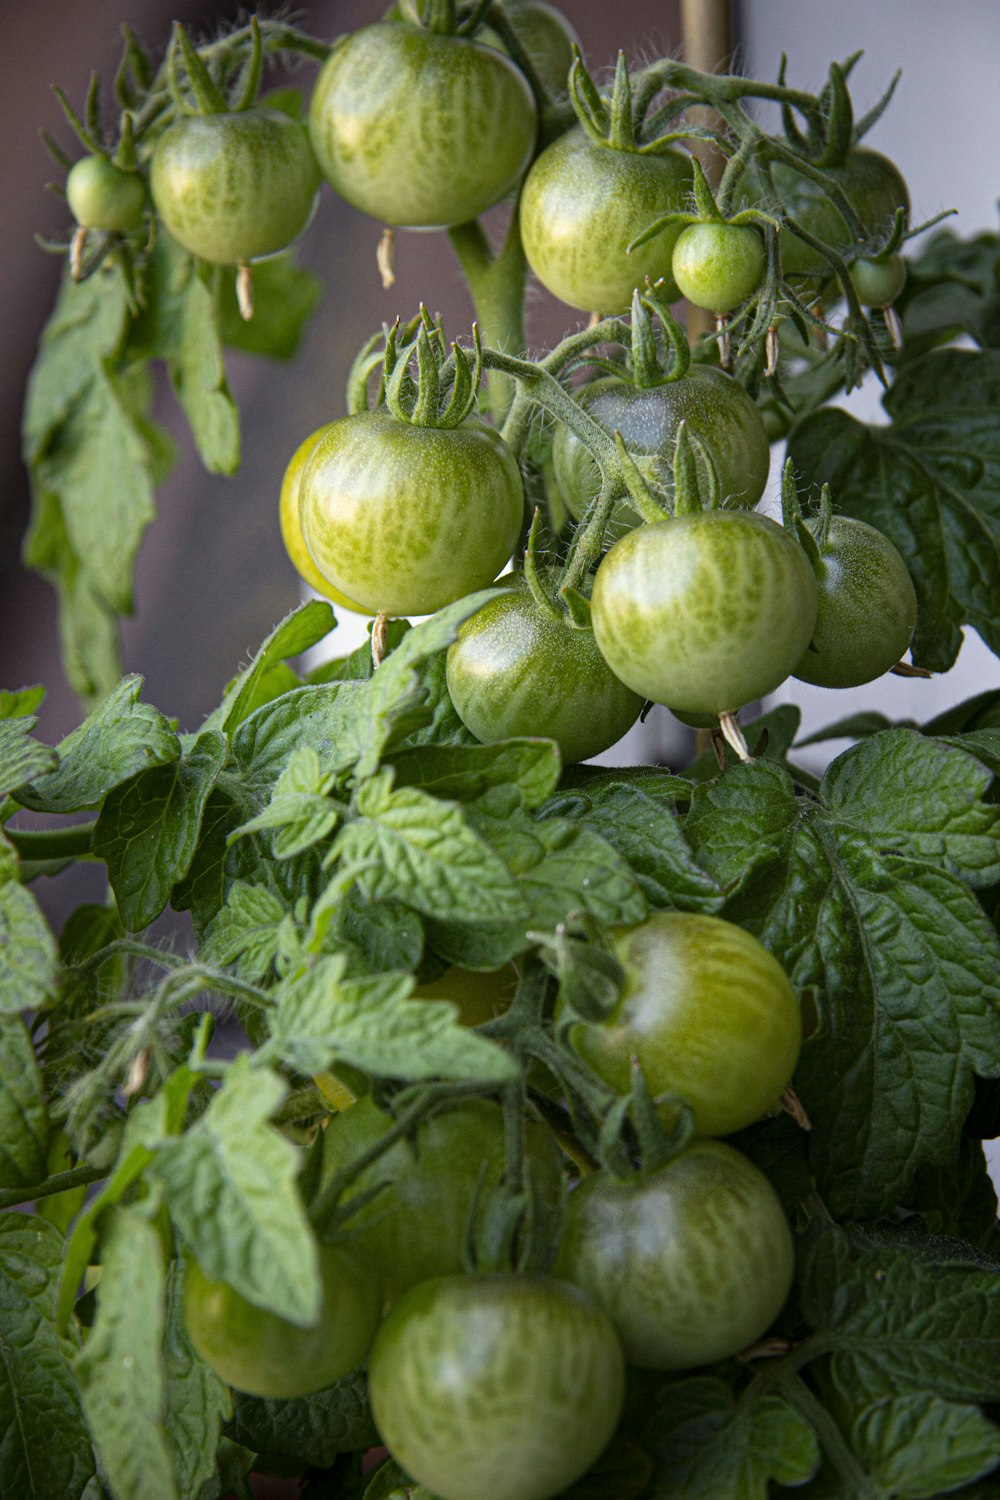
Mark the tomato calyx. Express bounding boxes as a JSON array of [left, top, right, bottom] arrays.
[[382, 307, 485, 429]]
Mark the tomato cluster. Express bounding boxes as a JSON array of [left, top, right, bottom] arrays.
[[152, 11, 926, 1498]]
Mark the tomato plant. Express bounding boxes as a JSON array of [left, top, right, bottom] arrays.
[[7, 11, 1000, 1500], [555, 1141, 795, 1368], [445, 574, 642, 763], [562, 912, 802, 1137], [309, 21, 536, 229], [182, 1243, 381, 1399], [367, 1273, 626, 1500]]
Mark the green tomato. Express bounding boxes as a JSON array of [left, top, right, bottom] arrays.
[[520, 127, 693, 313], [66, 155, 146, 233], [368, 1274, 626, 1500], [850, 252, 906, 308], [298, 409, 524, 617], [279, 427, 371, 613], [793, 514, 917, 687], [671, 221, 767, 314], [552, 368, 771, 540], [563, 911, 801, 1137], [412, 961, 520, 1026], [309, 22, 536, 229], [150, 107, 319, 264], [556, 1141, 795, 1368], [734, 146, 909, 279], [182, 1244, 381, 1398], [479, 0, 580, 98], [590, 512, 818, 715], [319, 1097, 564, 1306], [445, 576, 643, 764]]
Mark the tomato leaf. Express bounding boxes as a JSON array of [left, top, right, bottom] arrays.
[[849, 1394, 1000, 1498], [0, 1014, 48, 1186], [0, 716, 57, 797], [901, 229, 1000, 353], [128, 234, 240, 475], [336, 772, 529, 927], [0, 1212, 94, 1500], [787, 348, 1000, 672], [217, 254, 323, 361], [268, 954, 517, 1084], [385, 738, 562, 811], [207, 600, 336, 737], [225, 1370, 377, 1470], [0, 882, 60, 1015], [685, 733, 1000, 1218], [13, 676, 179, 814], [540, 780, 723, 913], [640, 1376, 820, 1498], [802, 1223, 1000, 1406], [92, 729, 227, 931], [202, 882, 288, 982], [903, 1138, 1000, 1252], [75, 1205, 176, 1500], [151, 1056, 322, 1326]]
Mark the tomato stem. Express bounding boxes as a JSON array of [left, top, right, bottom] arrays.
[[0, 1162, 107, 1212]]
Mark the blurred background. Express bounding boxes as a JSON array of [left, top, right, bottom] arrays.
[[2, 0, 999, 802]]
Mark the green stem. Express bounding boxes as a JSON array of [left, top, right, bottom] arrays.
[[6, 821, 97, 863], [779, 1375, 881, 1498], [0, 1163, 106, 1211], [637, 57, 825, 121], [448, 213, 528, 417]]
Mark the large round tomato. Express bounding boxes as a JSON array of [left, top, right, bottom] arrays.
[[309, 23, 536, 229], [520, 128, 693, 313], [182, 1243, 380, 1398], [319, 1097, 564, 1306], [671, 221, 767, 314], [150, 108, 319, 264], [735, 146, 909, 279], [793, 514, 917, 687], [445, 575, 642, 764], [368, 1273, 626, 1500], [66, 155, 146, 233], [563, 912, 801, 1137], [279, 427, 370, 613], [298, 410, 524, 617], [590, 512, 818, 715], [556, 1141, 795, 1368], [552, 368, 771, 540]]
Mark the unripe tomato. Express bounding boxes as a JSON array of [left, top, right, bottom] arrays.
[[319, 1097, 564, 1307], [552, 368, 771, 540], [182, 1243, 380, 1398], [150, 107, 319, 265], [298, 409, 524, 617], [671, 221, 767, 314], [279, 427, 371, 613], [556, 1141, 795, 1368], [66, 155, 146, 233], [793, 514, 917, 687], [309, 23, 536, 229], [563, 911, 801, 1137], [520, 127, 693, 313], [590, 512, 818, 715], [368, 1273, 626, 1500], [412, 962, 519, 1026], [850, 252, 906, 308], [734, 146, 909, 279], [445, 576, 643, 764]]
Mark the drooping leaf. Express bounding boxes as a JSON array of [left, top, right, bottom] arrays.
[[75, 1206, 176, 1500], [0, 882, 60, 1015], [0, 1013, 48, 1186], [14, 676, 178, 814], [151, 1056, 321, 1325], [92, 729, 227, 930], [217, 254, 322, 360], [269, 955, 517, 1083], [0, 1212, 94, 1500]]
